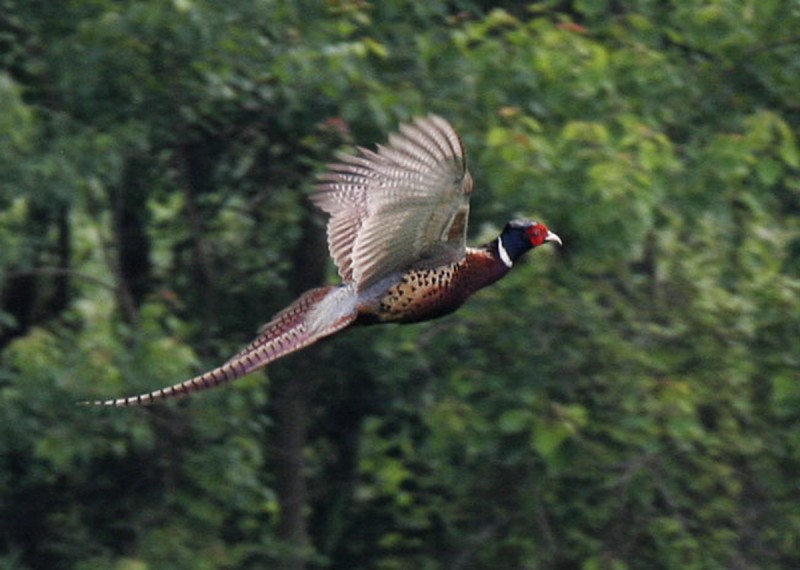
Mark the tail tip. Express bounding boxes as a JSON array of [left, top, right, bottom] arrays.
[[75, 394, 155, 407]]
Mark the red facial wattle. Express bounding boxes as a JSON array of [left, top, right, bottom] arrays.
[[526, 223, 562, 247], [527, 223, 548, 246]]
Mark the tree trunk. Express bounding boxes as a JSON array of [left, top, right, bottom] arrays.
[[110, 157, 152, 321], [179, 141, 222, 354], [0, 204, 71, 348], [273, 203, 328, 570], [274, 364, 314, 569]]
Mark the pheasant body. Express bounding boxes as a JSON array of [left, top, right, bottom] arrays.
[[88, 115, 561, 406], [356, 246, 506, 325]]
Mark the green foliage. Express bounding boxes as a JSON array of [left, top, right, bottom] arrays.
[[2, 0, 800, 568]]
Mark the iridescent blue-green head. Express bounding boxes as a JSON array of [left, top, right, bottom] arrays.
[[496, 219, 562, 267]]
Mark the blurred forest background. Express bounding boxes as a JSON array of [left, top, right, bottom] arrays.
[[1, 1, 799, 569]]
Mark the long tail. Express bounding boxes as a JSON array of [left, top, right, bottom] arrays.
[[83, 286, 357, 407]]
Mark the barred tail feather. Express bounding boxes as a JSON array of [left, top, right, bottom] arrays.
[[222, 287, 338, 365], [83, 286, 357, 407]]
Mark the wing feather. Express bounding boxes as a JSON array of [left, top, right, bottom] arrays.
[[312, 115, 473, 291]]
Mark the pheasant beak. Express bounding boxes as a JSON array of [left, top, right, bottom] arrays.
[[545, 230, 563, 246]]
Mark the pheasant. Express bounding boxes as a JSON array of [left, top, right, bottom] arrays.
[[89, 115, 561, 406]]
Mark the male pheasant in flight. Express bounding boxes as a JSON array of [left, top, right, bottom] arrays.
[[91, 115, 561, 406]]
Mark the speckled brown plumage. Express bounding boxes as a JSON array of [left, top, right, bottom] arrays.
[[359, 246, 509, 324], [85, 115, 560, 406]]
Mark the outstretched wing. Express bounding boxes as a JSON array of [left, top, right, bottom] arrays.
[[312, 115, 473, 292]]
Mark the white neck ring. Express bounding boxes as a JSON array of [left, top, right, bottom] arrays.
[[497, 237, 513, 268]]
